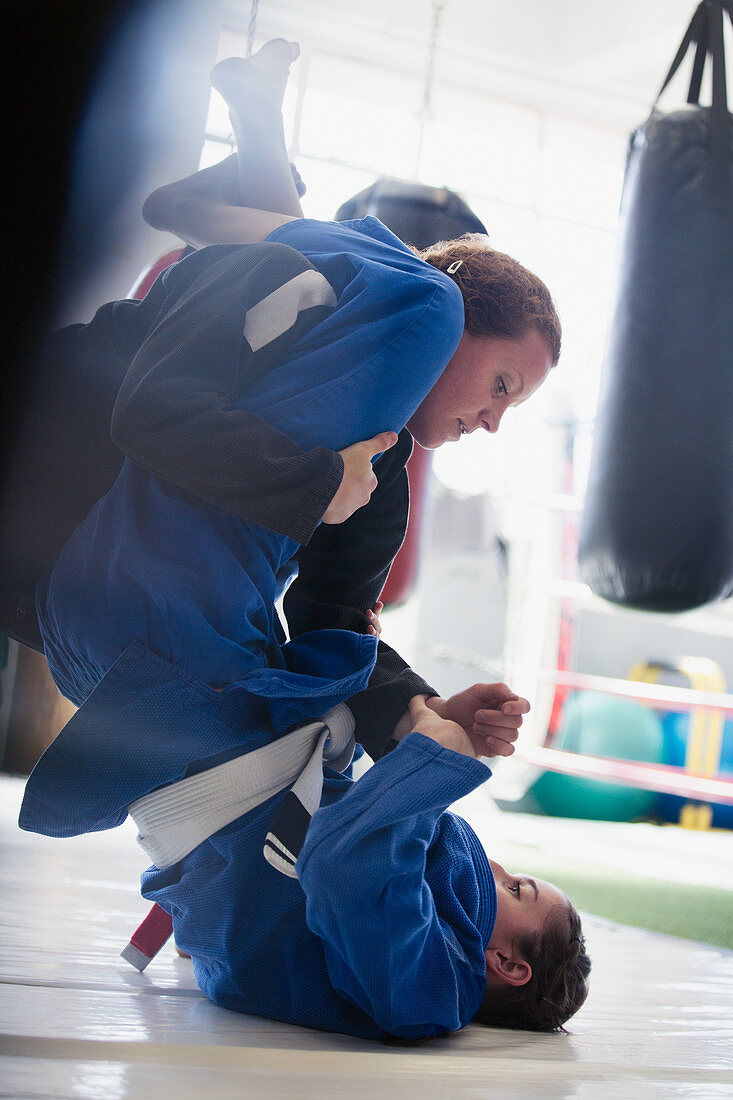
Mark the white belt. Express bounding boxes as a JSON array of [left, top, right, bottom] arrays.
[[128, 703, 355, 876]]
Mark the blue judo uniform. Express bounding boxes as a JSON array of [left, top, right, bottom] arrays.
[[21, 216, 498, 1038]]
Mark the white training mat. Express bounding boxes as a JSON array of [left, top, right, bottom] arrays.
[[1, 774, 732, 1099]]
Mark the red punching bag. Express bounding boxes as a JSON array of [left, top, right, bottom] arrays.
[[128, 248, 185, 299]]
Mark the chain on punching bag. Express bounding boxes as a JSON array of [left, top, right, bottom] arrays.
[[578, 0, 733, 612]]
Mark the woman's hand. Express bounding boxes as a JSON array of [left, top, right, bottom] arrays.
[[407, 696, 478, 758], [322, 432, 398, 524], [365, 599, 383, 637], [426, 683, 530, 759]]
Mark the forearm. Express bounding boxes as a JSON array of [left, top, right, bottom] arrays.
[[285, 429, 443, 755], [113, 396, 343, 543], [347, 647, 438, 756]]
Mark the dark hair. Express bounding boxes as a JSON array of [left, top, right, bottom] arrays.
[[474, 901, 591, 1033], [418, 234, 562, 366]]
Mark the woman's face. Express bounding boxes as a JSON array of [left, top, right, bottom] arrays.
[[406, 327, 552, 449], [487, 859, 566, 948]]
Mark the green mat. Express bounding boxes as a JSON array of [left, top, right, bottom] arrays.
[[490, 841, 733, 951]]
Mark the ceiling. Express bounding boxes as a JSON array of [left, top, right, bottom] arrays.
[[223, 0, 725, 127]]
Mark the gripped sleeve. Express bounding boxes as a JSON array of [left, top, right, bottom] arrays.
[[298, 733, 492, 1039], [285, 429, 437, 758], [111, 244, 344, 545]]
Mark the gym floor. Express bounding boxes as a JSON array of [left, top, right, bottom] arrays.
[[2, 774, 732, 1099]]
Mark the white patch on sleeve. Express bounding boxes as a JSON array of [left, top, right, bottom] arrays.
[[243, 269, 337, 353]]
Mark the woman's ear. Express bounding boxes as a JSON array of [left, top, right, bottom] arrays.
[[484, 947, 532, 988]]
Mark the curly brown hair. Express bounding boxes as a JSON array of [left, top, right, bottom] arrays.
[[474, 900, 591, 1033], [418, 234, 562, 365]]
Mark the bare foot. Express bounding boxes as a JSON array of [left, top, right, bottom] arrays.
[[211, 39, 299, 122]]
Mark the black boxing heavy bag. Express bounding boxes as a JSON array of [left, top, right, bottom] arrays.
[[578, 0, 733, 612], [335, 178, 487, 251]]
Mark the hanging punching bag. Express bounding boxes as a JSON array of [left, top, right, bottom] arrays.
[[578, 0, 733, 612], [336, 179, 488, 605], [335, 178, 487, 250]]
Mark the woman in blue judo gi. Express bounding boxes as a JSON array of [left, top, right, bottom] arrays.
[[20, 40, 589, 1037]]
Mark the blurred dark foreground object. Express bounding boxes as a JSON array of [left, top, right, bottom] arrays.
[[1, 0, 220, 649]]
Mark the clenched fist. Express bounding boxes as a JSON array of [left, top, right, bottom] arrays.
[[426, 683, 530, 759]]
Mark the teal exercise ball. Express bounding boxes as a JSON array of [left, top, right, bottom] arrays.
[[532, 691, 664, 822]]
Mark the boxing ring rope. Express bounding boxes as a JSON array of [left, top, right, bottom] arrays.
[[535, 667, 733, 715], [520, 667, 733, 809], [516, 745, 733, 806]]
